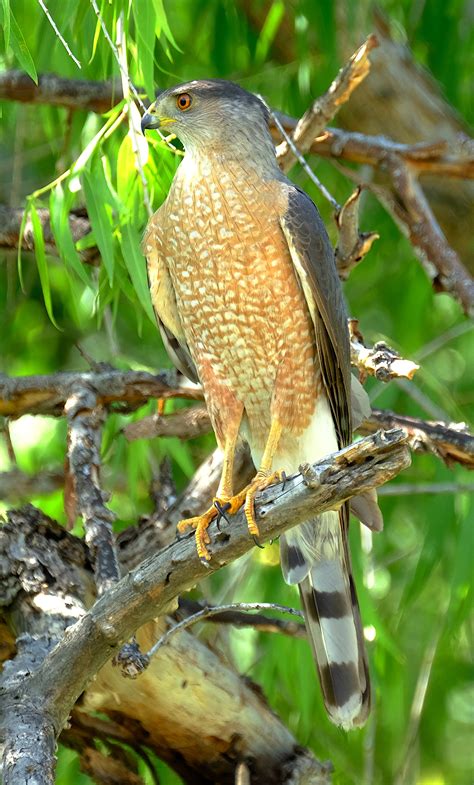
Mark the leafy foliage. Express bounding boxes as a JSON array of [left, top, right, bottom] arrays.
[[0, 1, 472, 784]]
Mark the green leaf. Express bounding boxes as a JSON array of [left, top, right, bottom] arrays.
[[9, 8, 37, 83], [255, 0, 285, 65], [152, 0, 179, 49], [1, 0, 10, 51], [133, 0, 157, 100], [16, 200, 30, 292], [82, 166, 116, 285], [120, 222, 156, 324], [49, 185, 91, 287], [30, 202, 61, 329]]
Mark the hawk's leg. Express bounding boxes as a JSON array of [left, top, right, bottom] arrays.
[[243, 420, 284, 540], [177, 418, 242, 562]]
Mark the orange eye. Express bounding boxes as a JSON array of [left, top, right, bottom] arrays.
[[176, 93, 192, 111]]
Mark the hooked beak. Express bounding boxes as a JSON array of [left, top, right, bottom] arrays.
[[141, 111, 162, 133]]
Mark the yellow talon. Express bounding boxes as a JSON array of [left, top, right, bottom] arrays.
[[244, 470, 284, 538]]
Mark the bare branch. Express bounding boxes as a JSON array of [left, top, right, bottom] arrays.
[[65, 386, 120, 592], [0, 429, 409, 785], [361, 410, 474, 469], [349, 319, 420, 382], [37, 0, 81, 69], [277, 35, 379, 172], [0, 467, 64, 501], [335, 188, 379, 277], [0, 368, 201, 418], [0, 70, 122, 112], [177, 598, 306, 638], [371, 157, 474, 317]]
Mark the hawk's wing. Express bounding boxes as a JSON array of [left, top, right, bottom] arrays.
[[279, 184, 371, 728], [280, 184, 351, 450], [143, 219, 199, 384]]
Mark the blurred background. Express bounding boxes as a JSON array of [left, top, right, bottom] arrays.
[[0, 1, 472, 784]]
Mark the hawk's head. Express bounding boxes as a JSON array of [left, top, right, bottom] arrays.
[[141, 79, 272, 154]]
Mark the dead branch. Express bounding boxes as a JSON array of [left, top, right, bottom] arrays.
[[277, 35, 379, 172], [371, 158, 474, 317], [177, 598, 306, 639], [0, 431, 408, 783], [349, 319, 420, 381], [0, 368, 202, 418], [334, 188, 379, 277], [65, 386, 120, 592], [361, 410, 474, 470], [0, 467, 64, 501]]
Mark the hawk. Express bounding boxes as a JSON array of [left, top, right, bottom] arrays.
[[141, 79, 379, 729]]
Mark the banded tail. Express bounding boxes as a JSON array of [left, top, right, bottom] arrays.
[[281, 509, 370, 729]]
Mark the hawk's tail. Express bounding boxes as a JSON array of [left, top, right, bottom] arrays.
[[281, 510, 370, 729]]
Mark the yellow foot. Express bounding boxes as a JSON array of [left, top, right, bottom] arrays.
[[177, 494, 244, 562], [177, 472, 284, 561], [244, 470, 285, 541]]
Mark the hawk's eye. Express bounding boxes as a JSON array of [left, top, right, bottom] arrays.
[[176, 93, 192, 111]]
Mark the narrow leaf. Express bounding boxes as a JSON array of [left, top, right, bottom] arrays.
[[49, 184, 91, 287], [9, 8, 37, 83], [30, 202, 61, 328], [82, 167, 116, 285], [1, 0, 10, 51], [120, 222, 156, 324]]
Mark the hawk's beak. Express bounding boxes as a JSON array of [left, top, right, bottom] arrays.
[[141, 112, 161, 133]]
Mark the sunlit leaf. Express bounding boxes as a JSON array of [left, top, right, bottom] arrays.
[[132, 0, 156, 99]]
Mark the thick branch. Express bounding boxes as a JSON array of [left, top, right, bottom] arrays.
[[0, 430, 410, 785], [0, 70, 123, 113]]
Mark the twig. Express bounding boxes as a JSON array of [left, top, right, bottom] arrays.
[[177, 598, 306, 638], [378, 482, 474, 496], [0, 429, 410, 785], [36, 0, 81, 69], [335, 188, 379, 277], [147, 603, 305, 660], [349, 318, 419, 382], [270, 107, 339, 210], [65, 386, 120, 593], [88, 0, 145, 112], [115, 13, 152, 218], [276, 35, 379, 172]]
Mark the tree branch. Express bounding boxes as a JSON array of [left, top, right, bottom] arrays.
[[0, 429, 410, 784], [349, 318, 420, 381], [276, 35, 379, 172]]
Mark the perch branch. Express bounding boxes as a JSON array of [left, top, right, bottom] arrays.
[[277, 35, 379, 172], [0, 429, 410, 785], [123, 404, 210, 442]]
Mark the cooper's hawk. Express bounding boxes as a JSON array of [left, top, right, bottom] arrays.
[[141, 79, 378, 729]]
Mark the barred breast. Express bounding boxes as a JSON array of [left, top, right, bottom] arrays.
[[155, 153, 318, 445]]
